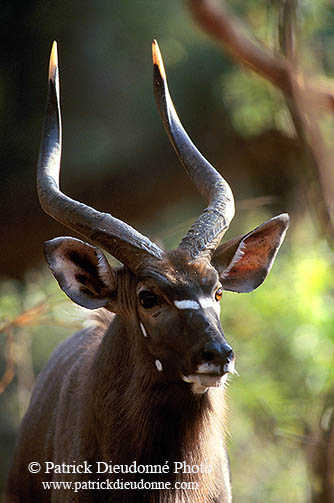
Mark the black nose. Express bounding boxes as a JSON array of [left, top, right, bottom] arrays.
[[201, 341, 234, 366]]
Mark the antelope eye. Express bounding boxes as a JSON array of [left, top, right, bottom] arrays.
[[215, 287, 223, 302], [139, 290, 158, 309]]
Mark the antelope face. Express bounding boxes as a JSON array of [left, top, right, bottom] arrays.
[[136, 252, 235, 393]]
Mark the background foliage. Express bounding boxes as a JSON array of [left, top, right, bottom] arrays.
[[0, 1, 333, 502]]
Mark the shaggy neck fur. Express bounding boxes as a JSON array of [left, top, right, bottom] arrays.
[[84, 314, 230, 503]]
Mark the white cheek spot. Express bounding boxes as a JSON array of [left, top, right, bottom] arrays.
[[174, 300, 200, 310], [155, 359, 163, 372], [139, 321, 148, 338]]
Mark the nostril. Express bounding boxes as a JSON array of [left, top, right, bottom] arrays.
[[201, 341, 234, 365], [201, 341, 224, 363], [201, 349, 216, 362], [226, 348, 234, 362]]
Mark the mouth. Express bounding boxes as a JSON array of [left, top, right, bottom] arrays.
[[181, 360, 238, 394], [182, 373, 227, 388]]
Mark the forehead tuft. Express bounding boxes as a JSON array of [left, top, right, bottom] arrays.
[[169, 250, 218, 283], [138, 250, 218, 291]]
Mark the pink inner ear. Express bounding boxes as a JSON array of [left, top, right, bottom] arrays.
[[219, 214, 289, 293], [227, 235, 272, 279], [232, 233, 270, 274]]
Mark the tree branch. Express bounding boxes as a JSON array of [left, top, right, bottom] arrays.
[[187, 0, 334, 114]]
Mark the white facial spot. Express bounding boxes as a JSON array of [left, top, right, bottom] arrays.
[[174, 297, 221, 315], [174, 300, 200, 310], [199, 297, 214, 309], [199, 297, 221, 316], [139, 321, 148, 338], [155, 359, 163, 372]]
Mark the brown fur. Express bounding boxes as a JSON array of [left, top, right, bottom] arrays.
[[7, 303, 231, 503]]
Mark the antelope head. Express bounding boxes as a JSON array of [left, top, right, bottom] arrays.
[[38, 41, 289, 394]]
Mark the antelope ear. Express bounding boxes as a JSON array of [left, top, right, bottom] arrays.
[[212, 214, 289, 293], [44, 237, 117, 309]]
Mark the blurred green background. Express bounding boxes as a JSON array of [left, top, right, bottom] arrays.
[[0, 1, 333, 502]]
